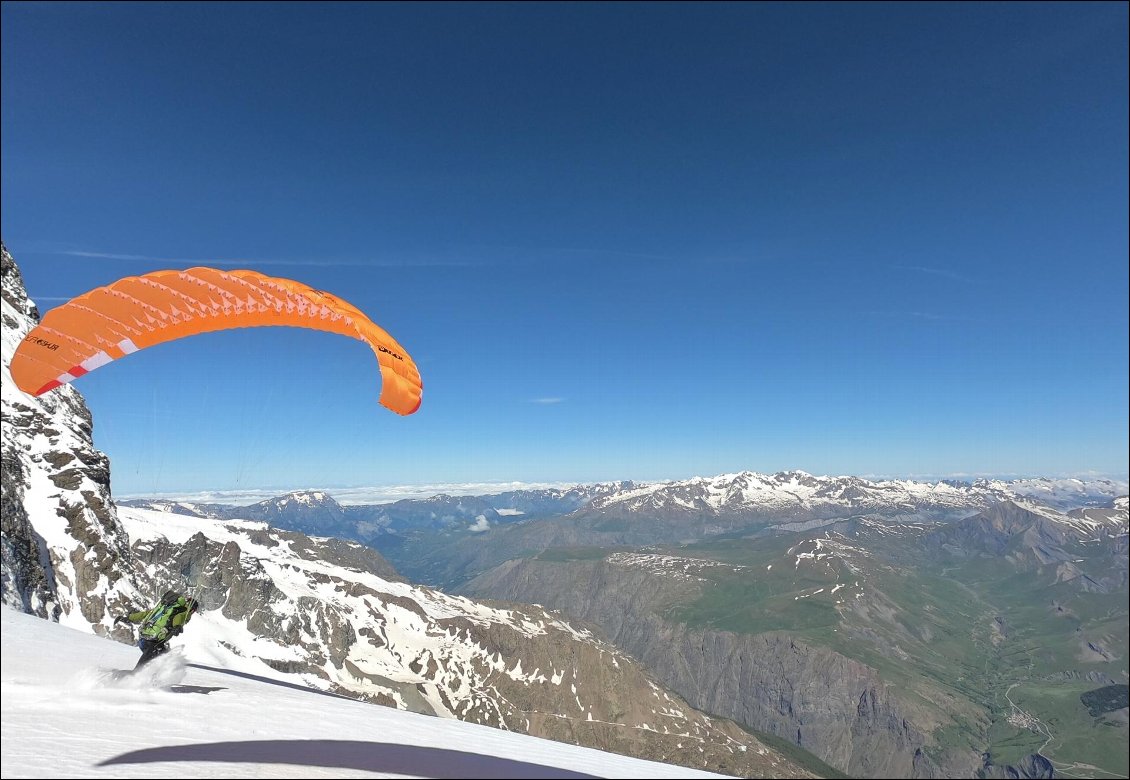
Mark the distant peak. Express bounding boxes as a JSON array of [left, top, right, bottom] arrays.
[[270, 490, 338, 507]]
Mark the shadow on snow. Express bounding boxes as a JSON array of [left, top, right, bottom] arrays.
[[97, 739, 600, 778]]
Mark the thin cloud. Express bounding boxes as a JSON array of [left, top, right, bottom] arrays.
[[891, 264, 975, 284], [62, 251, 266, 265], [862, 309, 952, 321], [547, 247, 675, 262], [56, 250, 478, 268], [865, 471, 1129, 487], [117, 480, 585, 506], [530, 397, 565, 405], [461, 243, 676, 264]]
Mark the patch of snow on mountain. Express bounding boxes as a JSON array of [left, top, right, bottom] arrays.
[[607, 552, 747, 583]]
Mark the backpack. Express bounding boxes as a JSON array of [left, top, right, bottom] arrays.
[[139, 591, 194, 642]]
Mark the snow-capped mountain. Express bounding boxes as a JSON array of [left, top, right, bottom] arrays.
[[978, 476, 1129, 509], [569, 470, 1129, 532], [236, 489, 353, 536], [115, 498, 227, 519], [590, 470, 1013, 518], [917, 499, 1126, 589], [1067, 496, 1130, 544]]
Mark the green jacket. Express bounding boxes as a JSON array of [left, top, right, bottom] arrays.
[[127, 596, 195, 642]]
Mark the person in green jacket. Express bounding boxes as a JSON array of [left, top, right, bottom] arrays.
[[115, 590, 200, 669]]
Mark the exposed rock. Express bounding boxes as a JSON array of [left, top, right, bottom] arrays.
[[980, 752, 1055, 778], [461, 554, 985, 778], [1, 242, 141, 630]]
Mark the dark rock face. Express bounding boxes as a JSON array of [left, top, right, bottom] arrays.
[[980, 752, 1055, 778], [1, 441, 57, 618]]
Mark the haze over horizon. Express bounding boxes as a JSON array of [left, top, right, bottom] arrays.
[[114, 470, 1130, 509], [3, 3, 1126, 496]]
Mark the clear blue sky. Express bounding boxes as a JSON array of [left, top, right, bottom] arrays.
[[3, 2, 1127, 497]]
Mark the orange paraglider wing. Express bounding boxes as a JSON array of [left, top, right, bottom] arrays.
[[10, 267, 423, 415]]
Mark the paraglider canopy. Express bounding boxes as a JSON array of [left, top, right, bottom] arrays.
[[10, 267, 423, 416]]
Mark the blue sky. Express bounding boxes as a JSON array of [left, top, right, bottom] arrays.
[[3, 2, 1127, 498]]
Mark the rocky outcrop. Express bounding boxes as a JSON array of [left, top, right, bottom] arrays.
[[1, 434, 57, 618], [1, 242, 141, 630], [980, 753, 1055, 778]]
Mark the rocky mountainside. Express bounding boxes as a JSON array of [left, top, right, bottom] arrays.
[[923, 500, 1128, 592], [1, 245, 811, 779], [116, 506, 808, 778], [460, 551, 986, 778], [1, 242, 141, 627]]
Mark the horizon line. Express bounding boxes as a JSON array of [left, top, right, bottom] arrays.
[[116, 471, 1130, 507]]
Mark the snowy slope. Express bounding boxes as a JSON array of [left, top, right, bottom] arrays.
[[114, 504, 616, 704], [0, 608, 727, 779]]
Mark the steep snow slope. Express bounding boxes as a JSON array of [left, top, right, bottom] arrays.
[[1, 608, 728, 779]]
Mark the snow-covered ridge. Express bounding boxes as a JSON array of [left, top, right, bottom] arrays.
[[120, 506, 592, 640], [124, 499, 223, 519], [975, 477, 1129, 509], [291, 490, 330, 505], [588, 470, 1126, 517]]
